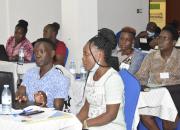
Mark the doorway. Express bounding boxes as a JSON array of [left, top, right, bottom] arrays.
[[166, 0, 180, 31]]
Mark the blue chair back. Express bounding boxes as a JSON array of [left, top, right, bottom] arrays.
[[119, 69, 141, 130], [31, 53, 35, 62], [65, 47, 69, 65]]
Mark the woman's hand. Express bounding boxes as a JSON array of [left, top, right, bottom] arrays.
[[9, 55, 19, 61], [34, 91, 47, 107], [15, 86, 27, 103], [15, 94, 28, 103]]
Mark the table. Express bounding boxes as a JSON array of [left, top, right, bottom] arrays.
[[0, 109, 82, 130], [131, 87, 178, 130], [0, 102, 82, 130], [138, 87, 178, 122]]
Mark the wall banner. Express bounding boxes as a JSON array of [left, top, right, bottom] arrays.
[[150, 0, 166, 28]]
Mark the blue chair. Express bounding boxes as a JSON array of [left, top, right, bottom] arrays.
[[64, 47, 69, 65], [119, 69, 141, 130], [115, 31, 121, 46], [31, 53, 35, 62]]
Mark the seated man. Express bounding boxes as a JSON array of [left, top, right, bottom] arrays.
[[135, 22, 158, 50], [136, 25, 180, 130], [149, 26, 161, 49], [16, 38, 70, 110]]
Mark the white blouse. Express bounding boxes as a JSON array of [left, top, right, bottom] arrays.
[[85, 68, 126, 130]]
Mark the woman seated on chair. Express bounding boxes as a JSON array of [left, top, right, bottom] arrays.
[[77, 32, 126, 130], [5, 19, 33, 62], [43, 22, 67, 66], [112, 26, 145, 74], [136, 25, 180, 130]]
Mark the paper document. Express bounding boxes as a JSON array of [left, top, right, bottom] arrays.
[[11, 105, 71, 123]]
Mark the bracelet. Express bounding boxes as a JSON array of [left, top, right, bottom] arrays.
[[83, 119, 89, 129]]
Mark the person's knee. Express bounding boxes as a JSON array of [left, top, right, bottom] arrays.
[[141, 115, 152, 121], [163, 120, 177, 130], [141, 115, 160, 130], [141, 115, 153, 123]]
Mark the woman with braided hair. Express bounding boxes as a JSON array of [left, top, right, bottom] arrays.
[[77, 31, 126, 130]]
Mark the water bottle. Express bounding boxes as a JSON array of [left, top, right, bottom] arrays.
[[69, 60, 76, 78], [80, 64, 87, 81], [1, 85, 12, 114], [18, 47, 24, 65]]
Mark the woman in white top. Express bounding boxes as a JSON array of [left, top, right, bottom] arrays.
[[77, 31, 126, 130]]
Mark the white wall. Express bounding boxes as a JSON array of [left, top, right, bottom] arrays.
[[0, 0, 61, 44], [0, 0, 9, 44], [61, 0, 98, 70], [0, 0, 149, 70], [0, 0, 98, 71], [98, 0, 149, 34]]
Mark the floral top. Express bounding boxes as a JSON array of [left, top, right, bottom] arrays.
[[136, 48, 180, 86], [22, 66, 70, 107], [6, 36, 33, 62]]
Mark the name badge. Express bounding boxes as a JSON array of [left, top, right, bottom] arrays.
[[154, 45, 159, 50], [140, 38, 147, 43], [160, 72, 169, 79], [120, 63, 130, 70]]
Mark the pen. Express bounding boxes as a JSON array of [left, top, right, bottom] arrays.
[[23, 108, 33, 112], [12, 109, 32, 117], [19, 108, 33, 115]]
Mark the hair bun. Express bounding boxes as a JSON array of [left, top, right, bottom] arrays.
[[98, 28, 116, 49], [18, 19, 28, 28], [52, 22, 60, 30]]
